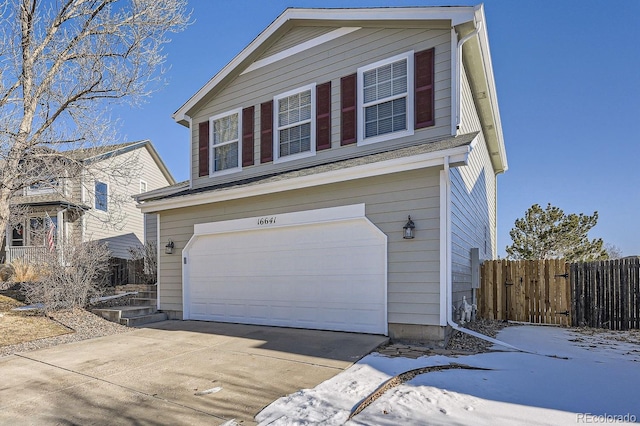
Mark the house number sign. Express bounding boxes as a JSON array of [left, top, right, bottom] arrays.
[[257, 216, 276, 225]]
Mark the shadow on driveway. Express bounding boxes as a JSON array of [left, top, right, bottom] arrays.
[[1, 320, 387, 425]]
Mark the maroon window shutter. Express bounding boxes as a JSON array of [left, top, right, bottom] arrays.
[[198, 121, 209, 177], [242, 106, 255, 167], [340, 74, 357, 145], [260, 101, 273, 163], [316, 81, 331, 151], [415, 48, 435, 129]]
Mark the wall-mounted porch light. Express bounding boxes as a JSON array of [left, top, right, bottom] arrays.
[[165, 239, 174, 254], [403, 216, 415, 239]]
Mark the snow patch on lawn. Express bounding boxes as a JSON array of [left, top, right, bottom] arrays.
[[256, 326, 640, 425]]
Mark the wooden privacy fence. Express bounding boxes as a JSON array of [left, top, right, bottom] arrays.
[[479, 258, 640, 329], [572, 258, 640, 330], [479, 259, 572, 326]]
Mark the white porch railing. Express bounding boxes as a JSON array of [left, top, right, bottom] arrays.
[[6, 246, 50, 264]]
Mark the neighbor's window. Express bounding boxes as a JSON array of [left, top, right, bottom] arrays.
[[28, 216, 57, 246], [139, 180, 147, 193], [274, 84, 315, 161], [95, 181, 108, 212], [26, 177, 59, 195], [358, 51, 414, 144], [11, 224, 24, 247], [211, 109, 241, 174]]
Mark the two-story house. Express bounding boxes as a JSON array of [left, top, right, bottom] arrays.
[[5, 140, 175, 264], [136, 5, 507, 344]]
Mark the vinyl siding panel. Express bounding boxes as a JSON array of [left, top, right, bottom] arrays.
[[158, 168, 441, 326], [83, 147, 172, 259], [190, 26, 452, 189], [144, 213, 158, 245], [449, 62, 497, 310], [259, 26, 338, 59]]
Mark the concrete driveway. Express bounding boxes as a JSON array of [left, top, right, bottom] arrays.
[[0, 320, 387, 425]]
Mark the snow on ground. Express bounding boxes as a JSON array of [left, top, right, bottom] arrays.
[[256, 326, 640, 425]]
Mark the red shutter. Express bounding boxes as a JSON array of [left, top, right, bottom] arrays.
[[198, 121, 209, 177], [260, 101, 273, 163], [415, 48, 435, 129], [316, 81, 331, 151], [242, 106, 254, 167], [341, 73, 357, 145]]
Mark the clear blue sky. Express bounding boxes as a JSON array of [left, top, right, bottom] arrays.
[[114, 0, 640, 257]]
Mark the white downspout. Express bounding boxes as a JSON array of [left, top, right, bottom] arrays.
[[185, 114, 193, 190], [453, 20, 483, 132], [442, 156, 525, 352]]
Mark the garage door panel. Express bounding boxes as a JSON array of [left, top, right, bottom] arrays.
[[185, 208, 387, 334]]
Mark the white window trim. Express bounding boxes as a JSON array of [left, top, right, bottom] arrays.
[[139, 180, 148, 194], [273, 83, 316, 164], [209, 108, 243, 177], [94, 180, 109, 213], [357, 51, 415, 146]]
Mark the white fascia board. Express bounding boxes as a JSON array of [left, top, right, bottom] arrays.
[[473, 4, 507, 172], [284, 7, 476, 26], [173, 7, 477, 124], [139, 140, 476, 214]]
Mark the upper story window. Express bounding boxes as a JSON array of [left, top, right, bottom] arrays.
[[26, 177, 59, 195], [139, 180, 147, 194], [274, 84, 316, 163], [210, 109, 242, 175], [95, 181, 108, 212], [357, 51, 414, 145]]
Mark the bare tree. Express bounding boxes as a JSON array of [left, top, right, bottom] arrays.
[[0, 0, 190, 245], [604, 243, 623, 260]]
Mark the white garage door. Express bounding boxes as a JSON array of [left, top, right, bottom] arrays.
[[183, 204, 387, 334]]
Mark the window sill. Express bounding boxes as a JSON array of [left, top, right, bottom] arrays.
[[357, 128, 414, 147], [209, 166, 242, 178], [273, 150, 316, 165]]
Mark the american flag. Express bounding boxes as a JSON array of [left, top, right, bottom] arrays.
[[45, 212, 56, 252]]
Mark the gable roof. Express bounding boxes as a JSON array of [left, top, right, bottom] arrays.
[[69, 140, 175, 185], [173, 6, 478, 125], [172, 5, 506, 174]]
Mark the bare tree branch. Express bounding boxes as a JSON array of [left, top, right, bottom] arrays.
[[0, 0, 190, 247]]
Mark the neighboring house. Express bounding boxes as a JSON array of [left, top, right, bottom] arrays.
[[135, 5, 507, 343], [4, 140, 175, 264]]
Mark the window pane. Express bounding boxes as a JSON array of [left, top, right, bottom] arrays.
[[362, 58, 407, 106], [277, 89, 313, 158], [214, 143, 239, 171], [364, 97, 407, 138], [95, 181, 108, 212], [30, 218, 44, 245], [279, 123, 311, 157], [213, 114, 238, 145]]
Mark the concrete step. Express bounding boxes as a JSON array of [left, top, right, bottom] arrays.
[[137, 291, 157, 299], [92, 305, 156, 323], [120, 312, 168, 327]]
